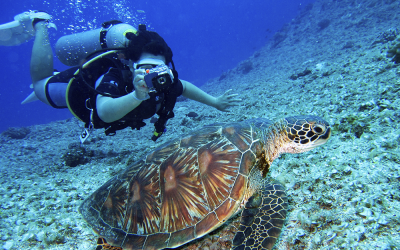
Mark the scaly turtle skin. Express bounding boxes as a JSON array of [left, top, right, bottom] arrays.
[[79, 115, 331, 250]]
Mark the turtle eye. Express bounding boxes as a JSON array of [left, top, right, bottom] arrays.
[[313, 125, 325, 134]]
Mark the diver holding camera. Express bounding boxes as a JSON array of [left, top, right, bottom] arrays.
[[1, 11, 241, 142]]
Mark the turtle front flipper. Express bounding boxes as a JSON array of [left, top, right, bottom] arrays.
[[232, 182, 288, 250], [96, 237, 122, 250]]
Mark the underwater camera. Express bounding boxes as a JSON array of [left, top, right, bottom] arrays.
[[143, 64, 174, 92]]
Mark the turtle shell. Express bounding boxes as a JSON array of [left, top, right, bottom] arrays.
[[79, 119, 273, 249]]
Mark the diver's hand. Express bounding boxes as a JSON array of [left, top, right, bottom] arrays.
[[132, 69, 149, 99], [214, 89, 242, 112]]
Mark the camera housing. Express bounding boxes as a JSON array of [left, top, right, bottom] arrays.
[[143, 64, 174, 92]]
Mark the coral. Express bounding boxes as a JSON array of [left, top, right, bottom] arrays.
[[61, 143, 94, 167], [333, 113, 371, 139], [289, 68, 312, 80], [342, 41, 355, 49], [1, 127, 31, 139], [272, 31, 287, 48], [219, 72, 228, 81], [317, 19, 331, 30], [386, 36, 400, 63], [238, 61, 254, 74], [372, 28, 399, 46]]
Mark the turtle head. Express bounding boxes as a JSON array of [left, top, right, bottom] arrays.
[[282, 115, 331, 153]]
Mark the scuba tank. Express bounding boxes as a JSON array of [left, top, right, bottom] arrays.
[[55, 21, 136, 66]]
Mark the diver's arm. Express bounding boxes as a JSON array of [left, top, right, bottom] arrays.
[[96, 93, 143, 123], [96, 68, 149, 123], [181, 80, 216, 107], [181, 80, 241, 112]]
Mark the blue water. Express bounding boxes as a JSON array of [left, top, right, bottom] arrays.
[[0, 0, 315, 132]]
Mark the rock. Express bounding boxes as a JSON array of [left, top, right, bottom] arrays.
[[187, 112, 199, 118], [2, 241, 13, 250], [36, 231, 45, 242]]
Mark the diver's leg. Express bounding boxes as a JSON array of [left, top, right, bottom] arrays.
[[30, 21, 53, 83], [29, 19, 68, 108]]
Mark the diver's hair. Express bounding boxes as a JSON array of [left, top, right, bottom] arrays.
[[125, 30, 173, 64]]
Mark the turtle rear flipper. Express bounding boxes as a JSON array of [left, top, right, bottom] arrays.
[[232, 182, 288, 250]]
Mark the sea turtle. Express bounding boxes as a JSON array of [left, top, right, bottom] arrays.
[[79, 115, 331, 250]]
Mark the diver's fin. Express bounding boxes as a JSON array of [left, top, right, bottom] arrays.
[[48, 22, 57, 31], [30, 11, 57, 30], [0, 11, 56, 46], [21, 91, 39, 104], [0, 20, 21, 29]]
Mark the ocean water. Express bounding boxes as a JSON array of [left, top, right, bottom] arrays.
[[0, 0, 314, 133]]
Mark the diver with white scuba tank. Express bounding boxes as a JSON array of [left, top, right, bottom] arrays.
[[0, 11, 241, 142]]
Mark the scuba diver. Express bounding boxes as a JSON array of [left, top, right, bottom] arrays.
[[0, 11, 241, 142]]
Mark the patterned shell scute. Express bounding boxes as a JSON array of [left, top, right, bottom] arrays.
[[122, 234, 146, 249], [99, 176, 130, 230], [159, 147, 210, 232], [146, 141, 180, 165], [198, 138, 242, 210], [168, 226, 196, 248], [222, 123, 254, 152], [244, 118, 273, 129], [120, 159, 161, 235], [79, 175, 129, 247], [239, 150, 256, 176], [180, 125, 223, 149]]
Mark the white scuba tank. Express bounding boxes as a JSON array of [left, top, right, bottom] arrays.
[[55, 23, 136, 66]]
